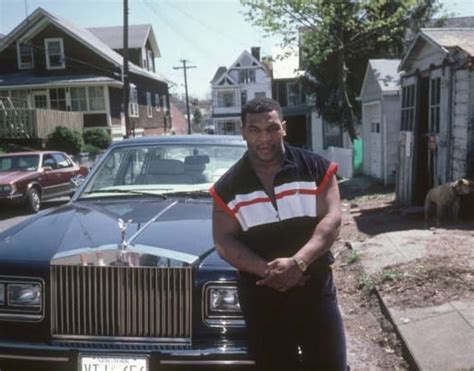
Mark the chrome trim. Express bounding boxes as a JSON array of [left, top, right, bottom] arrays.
[[0, 313, 43, 321], [202, 281, 245, 328], [52, 335, 191, 343], [160, 360, 255, 365], [0, 354, 69, 362]]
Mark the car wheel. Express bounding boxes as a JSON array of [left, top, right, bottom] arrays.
[[26, 188, 41, 213]]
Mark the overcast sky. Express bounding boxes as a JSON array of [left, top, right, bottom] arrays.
[[1, 0, 473, 100]]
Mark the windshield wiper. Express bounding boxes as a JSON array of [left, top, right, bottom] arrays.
[[80, 189, 169, 199], [162, 190, 210, 198]]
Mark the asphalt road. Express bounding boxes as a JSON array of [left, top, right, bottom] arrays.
[[0, 197, 69, 233]]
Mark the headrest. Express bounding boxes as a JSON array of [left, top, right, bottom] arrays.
[[184, 155, 210, 165], [149, 159, 184, 175]]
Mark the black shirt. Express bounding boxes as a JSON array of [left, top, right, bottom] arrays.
[[210, 143, 338, 275]]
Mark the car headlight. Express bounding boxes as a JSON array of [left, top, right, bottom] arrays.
[[8, 283, 42, 307], [0, 184, 13, 193], [203, 282, 244, 327], [0, 283, 4, 305]]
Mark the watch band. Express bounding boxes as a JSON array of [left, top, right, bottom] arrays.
[[293, 256, 307, 273]]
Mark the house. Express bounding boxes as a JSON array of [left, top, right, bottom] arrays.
[[358, 59, 401, 185], [396, 28, 474, 205], [210, 47, 272, 135], [0, 7, 171, 141]]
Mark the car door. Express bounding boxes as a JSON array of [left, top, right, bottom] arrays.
[[41, 154, 63, 199], [52, 153, 77, 196]]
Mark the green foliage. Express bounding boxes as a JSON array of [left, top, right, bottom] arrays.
[[83, 128, 111, 150], [82, 143, 102, 155], [379, 269, 406, 283], [46, 126, 83, 155], [192, 108, 203, 132], [241, 0, 442, 140], [358, 273, 375, 293], [346, 250, 360, 265]]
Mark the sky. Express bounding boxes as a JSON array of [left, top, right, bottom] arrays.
[[1, 0, 474, 100]]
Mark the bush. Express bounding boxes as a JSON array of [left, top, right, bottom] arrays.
[[46, 126, 83, 155], [83, 128, 111, 149], [82, 144, 102, 155]]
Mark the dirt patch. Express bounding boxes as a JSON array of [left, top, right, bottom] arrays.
[[333, 176, 473, 370]]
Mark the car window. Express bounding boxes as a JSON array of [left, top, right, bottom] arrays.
[[0, 155, 40, 171], [42, 154, 57, 169], [52, 153, 72, 168]]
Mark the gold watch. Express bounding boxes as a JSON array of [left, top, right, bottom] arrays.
[[293, 256, 307, 273]]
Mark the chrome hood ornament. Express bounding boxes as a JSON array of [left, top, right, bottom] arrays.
[[117, 218, 132, 250]]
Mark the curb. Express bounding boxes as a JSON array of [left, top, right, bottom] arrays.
[[372, 288, 420, 371]]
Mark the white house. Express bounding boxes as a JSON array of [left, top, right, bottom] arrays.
[[210, 47, 272, 135], [359, 59, 401, 185], [396, 28, 474, 205]]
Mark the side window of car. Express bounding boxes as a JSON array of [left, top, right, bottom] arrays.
[[52, 153, 72, 168], [42, 154, 57, 169]]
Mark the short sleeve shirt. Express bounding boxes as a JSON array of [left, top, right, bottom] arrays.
[[210, 143, 338, 273]]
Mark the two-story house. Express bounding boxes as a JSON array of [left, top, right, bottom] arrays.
[[0, 7, 171, 140], [210, 47, 272, 135]]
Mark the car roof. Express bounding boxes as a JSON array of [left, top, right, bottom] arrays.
[[0, 151, 66, 156], [109, 135, 246, 148]]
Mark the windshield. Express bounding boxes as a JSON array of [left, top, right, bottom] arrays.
[[0, 154, 40, 172], [79, 142, 246, 198]]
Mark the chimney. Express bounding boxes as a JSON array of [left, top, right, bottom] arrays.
[[251, 47, 260, 61]]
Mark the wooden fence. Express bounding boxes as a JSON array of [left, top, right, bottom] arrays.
[[0, 108, 83, 139]]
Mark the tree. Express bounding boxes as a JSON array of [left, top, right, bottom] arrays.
[[241, 0, 441, 141], [192, 108, 203, 133]]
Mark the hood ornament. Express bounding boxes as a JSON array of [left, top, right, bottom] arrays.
[[118, 218, 132, 250]]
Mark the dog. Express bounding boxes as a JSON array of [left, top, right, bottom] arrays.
[[424, 178, 473, 227]]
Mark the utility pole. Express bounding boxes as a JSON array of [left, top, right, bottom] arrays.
[[173, 60, 196, 135], [122, 0, 132, 138]]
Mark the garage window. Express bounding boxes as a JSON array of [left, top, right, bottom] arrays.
[[401, 84, 415, 131]]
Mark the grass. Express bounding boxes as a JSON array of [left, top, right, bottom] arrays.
[[346, 250, 361, 265]]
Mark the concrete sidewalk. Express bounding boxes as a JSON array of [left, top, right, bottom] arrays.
[[354, 229, 474, 370]]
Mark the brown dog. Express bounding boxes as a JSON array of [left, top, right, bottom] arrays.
[[424, 178, 473, 227]]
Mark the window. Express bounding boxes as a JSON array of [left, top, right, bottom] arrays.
[[241, 90, 247, 105], [155, 93, 161, 111], [49, 88, 66, 110], [17, 42, 34, 69], [129, 86, 139, 117], [224, 121, 235, 134], [146, 92, 152, 118], [147, 50, 154, 72], [160, 95, 168, 112], [371, 122, 380, 134], [401, 84, 415, 131], [218, 91, 235, 107], [45, 38, 65, 69], [52, 153, 72, 168], [238, 69, 256, 83], [430, 78, 441, 133], [88, 87, 105, 111], [323, 120, 343, 149], [70, 87, 88, 111], [42, 154, 57, 169], [287, 82, 301, 106], [254, 92, 266, 98]]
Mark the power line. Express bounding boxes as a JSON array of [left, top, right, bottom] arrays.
[[173, 59, 196, 135]]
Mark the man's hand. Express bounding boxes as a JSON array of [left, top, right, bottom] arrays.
[[256, 257, 307, 292]]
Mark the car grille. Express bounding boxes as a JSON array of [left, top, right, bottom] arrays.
[[50, 266, 193, 342]]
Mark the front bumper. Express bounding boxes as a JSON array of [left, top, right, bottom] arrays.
[[0, 339, 256, 371]]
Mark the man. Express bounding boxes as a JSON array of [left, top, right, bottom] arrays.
[[210, 97, 346, 370]]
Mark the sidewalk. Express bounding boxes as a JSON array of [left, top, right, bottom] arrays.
[[354, 229, 474, 370]]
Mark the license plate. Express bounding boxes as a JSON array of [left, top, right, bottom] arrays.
[[80, 355, 148, 371]]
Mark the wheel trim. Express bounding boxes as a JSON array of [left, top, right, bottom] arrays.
[[31, 190, 40, 211]]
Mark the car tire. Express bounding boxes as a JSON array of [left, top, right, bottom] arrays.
[[26, 188, 41, 213]]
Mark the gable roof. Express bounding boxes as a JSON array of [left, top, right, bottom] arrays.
[[427, 16, 474, 28], [229, 49, 268, 73], [210, 66, 227, 84], [400, 28, 474, 71], [213, 71, 238, 87], [87, 24, 160, 57], [0, 7, 168, 84], [368, 59, 400, 92]]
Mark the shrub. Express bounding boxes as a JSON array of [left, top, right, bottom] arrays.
[[82, 143, 102, 155], [46, 126, 83, 155], [83, 128, 111, 149]]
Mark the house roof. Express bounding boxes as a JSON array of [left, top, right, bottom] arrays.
[[0, 7, 169, 84], [422, 28, 474, 56], [210, 66, 227, 84], [87, 24, 161, 57], [369, 59, 400, 92], [427, 16, 474, 28], [271, 47, 304, 80], [0, 72, 122, 89]]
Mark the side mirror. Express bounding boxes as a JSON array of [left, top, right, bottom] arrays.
[[70, 175, 85, 190]]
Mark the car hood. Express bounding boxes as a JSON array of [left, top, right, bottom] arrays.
[[0, 170, 37, 184], [0, 197, 226, 269]]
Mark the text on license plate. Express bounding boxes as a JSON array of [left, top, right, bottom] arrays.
[[80, 355, 148, 371]]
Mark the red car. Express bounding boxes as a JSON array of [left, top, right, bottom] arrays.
[[0, 151, 88, 213]]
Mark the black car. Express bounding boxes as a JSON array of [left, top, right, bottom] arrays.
[[0, 135, 255, 370]]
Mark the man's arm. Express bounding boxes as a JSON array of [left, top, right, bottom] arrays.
[[212, 203, 269, 278], [256, 175, 341, 291]]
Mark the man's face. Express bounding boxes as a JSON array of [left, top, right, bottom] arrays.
[[241, 110, 286, 163]]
